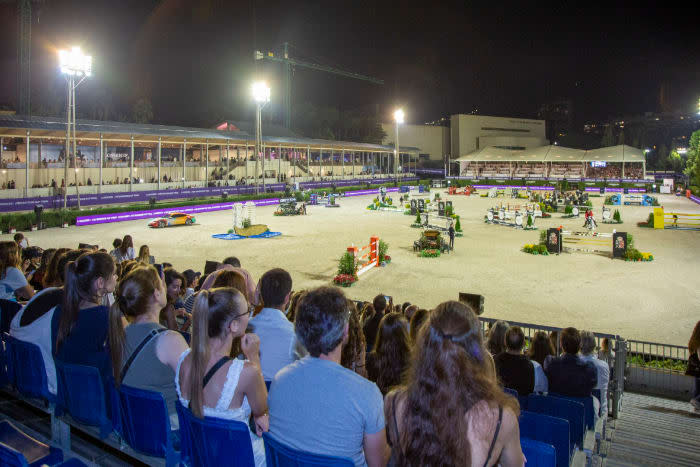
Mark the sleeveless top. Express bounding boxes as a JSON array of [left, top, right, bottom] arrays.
[[387, 394, 503, 467], [175, 349, 267, 467], [121, 322, 178, 419]]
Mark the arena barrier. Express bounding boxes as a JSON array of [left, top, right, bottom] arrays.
[[547, 228, 627, 257], [497, 202, 542, 218], [653, 207, 700, 231], [485, 207, 538, 229], [610, 193, 654, 206], [347, 236, 380, 276]]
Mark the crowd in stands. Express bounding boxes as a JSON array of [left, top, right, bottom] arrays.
[[3, 230, 664, 466]]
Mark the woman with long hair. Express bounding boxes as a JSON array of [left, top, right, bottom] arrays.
[[285, 290, 306, 323], [367, 312, 410, 394], [42, 248, 70, 288], [385, 301, 523, 466], [341, 299, 367, 378], [176, 287, 268, 466], [137, 245, 151, 264], [109, 265, 189, 424], [528, 331, 556, 366], [687, 321, 700, 412], [486, 320, 510, 356], [0, 241, 34, 300], [113, 235, 135, 263], [55, 252, 117, 384], [160, 268, 188, 331]]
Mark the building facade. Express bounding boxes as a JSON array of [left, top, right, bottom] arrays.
[[450, 114, 547, 158]]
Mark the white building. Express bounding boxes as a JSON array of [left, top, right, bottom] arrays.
[[382, 114, 548, 164]]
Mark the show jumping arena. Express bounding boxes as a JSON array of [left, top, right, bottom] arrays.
[[5, 191, 700, 346]]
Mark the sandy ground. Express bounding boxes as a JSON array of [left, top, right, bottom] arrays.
[[5, 192, 700, 346]]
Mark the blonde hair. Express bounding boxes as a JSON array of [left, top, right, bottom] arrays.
[[137, 245, 150, 263], [189, 287, 248, 418]]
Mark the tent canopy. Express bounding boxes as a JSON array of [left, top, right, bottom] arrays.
[[456, 144, 643, 163]]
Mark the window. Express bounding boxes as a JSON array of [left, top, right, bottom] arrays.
[[480, 127, 530, 133]]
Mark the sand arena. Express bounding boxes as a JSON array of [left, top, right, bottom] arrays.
[[8, 191, 700, 346]]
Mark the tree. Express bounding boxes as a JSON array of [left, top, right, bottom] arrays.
[[131, 97, 153, 123], [684, 129, 700, 189], [601, 124, 615, 147], [667, 150, 684, 173]]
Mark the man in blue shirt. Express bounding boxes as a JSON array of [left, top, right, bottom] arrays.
[[268, 286, 388, 467], [249, 268, 305, 380]]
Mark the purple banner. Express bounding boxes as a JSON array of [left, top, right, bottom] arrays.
[[689, 194, 700, 206], [0, 177, 417, 213], [585, 187, 647, 193], [472, 185, 555, 191]]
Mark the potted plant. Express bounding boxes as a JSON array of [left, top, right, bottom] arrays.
[[378, 240, 390, 266], [333, 251, 358, 286]]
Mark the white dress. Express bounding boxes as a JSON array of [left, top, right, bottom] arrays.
[[175, 349, 266, 467]]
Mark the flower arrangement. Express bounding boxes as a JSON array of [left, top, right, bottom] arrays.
[[378, 240, 390, 264], [420, 249, 441, 258], [333, 274, 357, 287], [623, 248, 654, 262], [522, 244, 549, 255], [637, 212, 654, 228]]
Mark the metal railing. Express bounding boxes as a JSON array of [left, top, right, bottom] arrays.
[[478, 317, 626, 418], [625, 339, 694, 400]]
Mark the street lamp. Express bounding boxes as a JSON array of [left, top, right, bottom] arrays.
[[394, 109, 404, 182], [59, 46, 92, 209], [252, 81, 270, 194]]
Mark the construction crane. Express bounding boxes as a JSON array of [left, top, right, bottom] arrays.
[[254, 42, 384, 129]]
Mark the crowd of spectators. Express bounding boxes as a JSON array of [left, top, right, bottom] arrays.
[[0, 231, 637, 465]]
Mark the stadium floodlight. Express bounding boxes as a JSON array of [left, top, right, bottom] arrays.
[[59, 47, 92, 77], [252, 81, 270, 104], [252, 81, 270, 193], [394, 109, 404, 181], [394, 108, 405, 124]]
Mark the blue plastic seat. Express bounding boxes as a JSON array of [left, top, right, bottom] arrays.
[[548, 393, 595, 430], [0, 299, 22, 334], [502, 386, 529, 410], [54, 459, 89, 467], [0, 420, 63, 467], [527, 394, 585, 450], [176, 400, 255, 467], [116, 384, 180, 466], [55, 361, 112, 439], [520, 410, 570, 467], [5, 335, 55, 403], [263, 432, 354, 467], [521, 438, 556, 467], [0, 332, 12, 387]]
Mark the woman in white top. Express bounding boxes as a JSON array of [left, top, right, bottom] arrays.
[[112, 235, 135, 264], [0, 241, 34, 300], [176, 287, 268, 467]]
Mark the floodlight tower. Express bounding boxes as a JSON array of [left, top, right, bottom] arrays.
[[394, 109, 404, 182], [59, 46, 92, 209], [252, 82, 270, 194]]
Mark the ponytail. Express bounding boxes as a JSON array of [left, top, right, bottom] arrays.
[[109, 298, 127, 385], [189, 290, 211, 418], [56, 261, 81, 352]]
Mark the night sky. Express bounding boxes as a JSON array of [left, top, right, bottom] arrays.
[[1, 1, 698, 128]]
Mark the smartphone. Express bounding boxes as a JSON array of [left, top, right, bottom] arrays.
[[384, 295, 392, 303], [154, 263, 164, 276]]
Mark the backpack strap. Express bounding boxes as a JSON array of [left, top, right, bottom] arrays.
[[203, 357, 232, 388], [120, 328, 167, 382]]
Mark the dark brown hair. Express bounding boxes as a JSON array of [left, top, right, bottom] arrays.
[[0, 241, 21, 278], [370, 312, 410, 394], [43, 247, 71, 288], [527, 331, 555, 366], [398, 301, 518, 466], [689, 320, 700, 354], [119, 235, 133, 256], [409, 308, 429, 343], [560, 327, 581, 354], [486, 320, 509, 355], [341, 299, 366, 376], [212, 270, 248, 301]]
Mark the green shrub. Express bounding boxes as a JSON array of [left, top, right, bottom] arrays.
[[624, 247, 642, 261], [564, 205, 573, 214], [242, 218, 251, 228], [454, 216, 462, 232], [539, 230, 547, 245], [415, 212, 422, 224], [337, 251, 357, 276], [378, 240, 389, 262], [585, 200, 593, 207], [613, 209, 622, 222]]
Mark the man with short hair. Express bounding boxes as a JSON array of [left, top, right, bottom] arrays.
[[363, 295, 387, 351], [544, 327, 597, 398], [222, 256, 241, 268], [494, 326, 535, 396], [248, 268, 305, 380], [580, 330, 610, 418], [269, 286, 388, 467]]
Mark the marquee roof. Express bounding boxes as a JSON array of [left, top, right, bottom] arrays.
[[456, 145, 644, 163]]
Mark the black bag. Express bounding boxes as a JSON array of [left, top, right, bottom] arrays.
[[686, 352, 700, 377]]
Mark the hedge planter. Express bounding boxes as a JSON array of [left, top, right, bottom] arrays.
[[626, 366, 695, 400]]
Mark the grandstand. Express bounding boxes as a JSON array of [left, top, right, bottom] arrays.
[[456, 144, 646, 180]]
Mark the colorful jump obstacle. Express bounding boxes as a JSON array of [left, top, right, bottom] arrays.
[[653, 207, 700, 231], [347, 236, 380, 276], [609, 193, 654, 206], [485, 207, 537, 230], [546, 228, 627, 258]]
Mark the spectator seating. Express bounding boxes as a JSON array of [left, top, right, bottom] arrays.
[[263, 432, 354, 467], [54, 362, 112, 439], [0, 333, 11, 387], [115, 384, 180, 466], [0, 300, 22, 334], [0, 419, 64, 467], [503, 386, 529, 411], [4, 335, 55, 403], [520, 438, 556, 467], [548, 393, 595, 430], [175, 400, 254, 467], [519, 411, 570, 467], [527, 394, 585, 450]]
